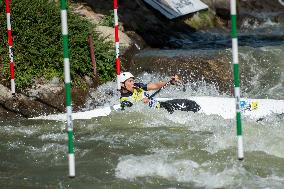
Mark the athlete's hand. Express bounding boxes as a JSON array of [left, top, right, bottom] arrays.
[[170, 75, 180, 85], [143, 98, 150, 104]]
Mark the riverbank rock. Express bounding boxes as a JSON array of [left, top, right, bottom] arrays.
[[95, 25, 132, 51], [0, 79, 90, 121], [82, 0, 196, 48], [72, 2, 144, 69], [201, 0, 284, 27], [73, 2, 136, 52], [0, 105, 21, 120], [72, 3, 104, 25], [0, 84, 58, 120], [129, 50, 233, 93], [81, 0, 284, 48]]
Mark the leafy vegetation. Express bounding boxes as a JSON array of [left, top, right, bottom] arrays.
[[0, 0, 116, 89], [183, 10, 216, 30], [99, 10, 115, 27]]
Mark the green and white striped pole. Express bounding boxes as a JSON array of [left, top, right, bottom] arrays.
[[60, 0, 75, 177], [230, 0, 244, 160]]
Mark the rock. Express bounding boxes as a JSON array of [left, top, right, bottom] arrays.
[[239, 0, 284, 13], [0, 105, 22, 120], [125, 31, 147, 50], [79, 0, 284, 49], [239, 14, 262, 29], [129, 50, 233, 93], [24, 81, 65, 111], [82, 0, 195, 48], [0, 84, 59, 119], [277, 12, 284, 23], [71, 87, 89, 112], [200, 0, 230, 22], [0, 84, 13, 102], [202, 0, 284, 27], [84, 76, 94, 87], [0, 79, 90, 119], [72, 3, 104, 25], [50, 77, 60, 86], [95, 25, 132, 51], [24, 80, 90, 113], [122, 31, 147, 68]]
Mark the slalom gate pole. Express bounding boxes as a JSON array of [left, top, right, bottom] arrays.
[[5, 0, 15, 95], [114, 0, 121, 90], [60, 0, 75, 177], [230, 0, 244, 160]]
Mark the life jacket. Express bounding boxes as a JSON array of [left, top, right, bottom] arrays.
[[120, 87, 160, 109]]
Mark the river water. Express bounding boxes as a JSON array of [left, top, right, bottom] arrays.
[[0, 23, 284, 189]]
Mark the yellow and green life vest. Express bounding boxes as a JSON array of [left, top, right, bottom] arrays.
[[120, 87, 160, 109]]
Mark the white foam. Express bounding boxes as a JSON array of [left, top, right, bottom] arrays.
[[39, 133, 67, 141], [115, 152, 284, 188], [115, 153, 199, 180], [0, 125, 37, 136]]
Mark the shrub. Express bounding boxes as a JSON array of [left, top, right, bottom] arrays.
[[0, 0, 116, 89], [99, 10, 115, 27]]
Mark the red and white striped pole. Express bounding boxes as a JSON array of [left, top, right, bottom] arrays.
[[5, 0, 15, 95], [113, 0, 121, 90]]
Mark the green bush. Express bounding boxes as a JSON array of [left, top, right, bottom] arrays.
[[99, 10, 115, 27], [183, 10, 215, 30], [0, 0, 116, 89]]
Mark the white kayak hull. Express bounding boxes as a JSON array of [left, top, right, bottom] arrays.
[[30, 96, 284, 121]]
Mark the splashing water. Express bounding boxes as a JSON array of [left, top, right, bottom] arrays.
[[1, 29, 284, 189]]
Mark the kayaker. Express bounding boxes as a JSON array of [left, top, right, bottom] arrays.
[[119, 72, 200, 113]]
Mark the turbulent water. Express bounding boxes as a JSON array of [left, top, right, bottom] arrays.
[[1, 22, 284, 189]]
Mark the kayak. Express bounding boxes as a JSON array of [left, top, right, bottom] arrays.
[[30, 96, 284, 121]]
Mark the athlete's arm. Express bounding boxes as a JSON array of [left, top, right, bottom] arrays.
[[147, 75, 180, 90], [147, 82, 167, 90]]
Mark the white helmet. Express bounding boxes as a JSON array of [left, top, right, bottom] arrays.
[[120, 72, 134, 83]]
